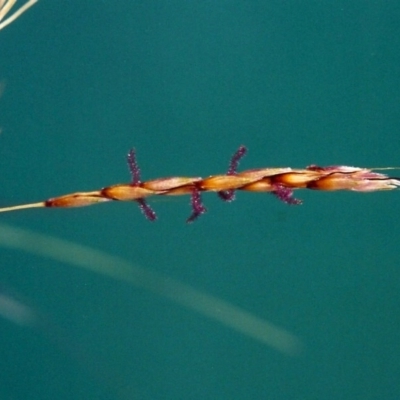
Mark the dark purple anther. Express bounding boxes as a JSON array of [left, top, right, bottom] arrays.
[[271, 184, 303, 205], [127, 148, 157, 221], [187, 187, 207, 223], [218, 145, 247, 202]]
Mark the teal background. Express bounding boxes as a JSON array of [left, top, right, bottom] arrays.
[[1, 1, 400, 399]]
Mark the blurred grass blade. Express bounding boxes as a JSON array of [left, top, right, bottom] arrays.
[[0, 223, 301, 355]]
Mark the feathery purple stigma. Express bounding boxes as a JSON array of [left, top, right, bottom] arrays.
[[137, 198, 157, 221], [187, 187, 207, 223], [227, 145, 247, 175], [127, 148, 141, 185], [127, 148, 157, 220], [218, 145, 247, 202], [271, 184, 302, 205]]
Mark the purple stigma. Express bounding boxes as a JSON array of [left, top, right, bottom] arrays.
[[218, 145, 247, 202], [127, 148, 141, 185], [226, 145, 247, 176], [187, 187, 207, 223], [137, 198, 157, 221], [271, 184, 303, 205], [127, 148, 157, 221]]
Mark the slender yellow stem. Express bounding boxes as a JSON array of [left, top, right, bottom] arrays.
[[0, 0, 16, 22], [0, 202, 44, 213], [0, 0, 38, 30]]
